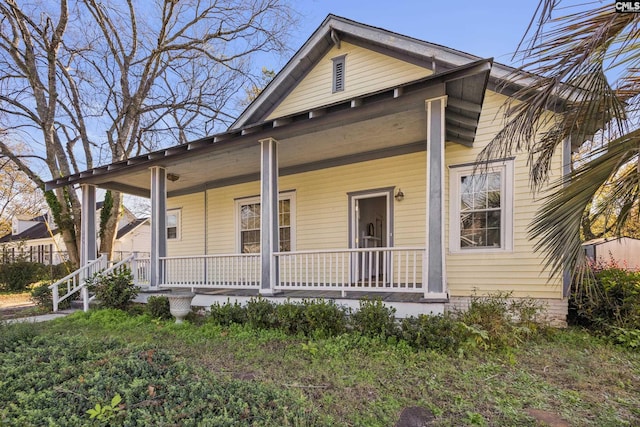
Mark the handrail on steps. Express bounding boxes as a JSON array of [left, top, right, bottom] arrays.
[[101, 253, 135, 277], [49, 254, 107, 313]]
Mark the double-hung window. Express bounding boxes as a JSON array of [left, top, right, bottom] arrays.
[[449, 161, 514, 252], [236, 193, 295, 253], [167, 209, 181, 240]]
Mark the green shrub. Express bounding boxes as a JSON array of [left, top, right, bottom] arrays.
[[126, 303, 146, 316], [401, 313, 462, 352], [245, 297, 278, 330], [145, 296, 171, 320], [570, 260, 640, 331], [350, 298, 397, 338], [302, 299, 348, 338], [0, 261, 48, 292], [209, 299, 247, 326], [610, 327, 640, 349], [455, 292, 546, 350], [48, 261, 74, 280], [86, 267, 138, 310], [29, 281, 70, 312], [275, 300, 306, 335], [30, 283, 54, 311]]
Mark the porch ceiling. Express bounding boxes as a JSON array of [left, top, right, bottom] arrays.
[[96, 109, 426, 198], [45, 59, 491, 198]]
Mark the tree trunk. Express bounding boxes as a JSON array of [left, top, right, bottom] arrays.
[[60, 227, 80, 267], [99, 191, 122, 260]]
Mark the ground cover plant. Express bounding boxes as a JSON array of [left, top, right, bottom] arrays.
[[1, 295, 639, 426], [0, 312, 326, 426]]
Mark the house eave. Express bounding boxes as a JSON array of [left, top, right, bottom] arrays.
[[45, 59, 491, 196]]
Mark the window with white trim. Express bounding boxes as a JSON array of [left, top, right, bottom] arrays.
[[167, 209, 181, 240], [449, 161, 514, 252], [236, 193, 295, 253]]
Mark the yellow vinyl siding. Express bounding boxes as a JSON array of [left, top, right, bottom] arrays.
[[206, 182, 260, 255], [284, 153, 426, 251], [167, 193, 205, 256], [445, 91, 562, 299], [267, 41, 432, 119], [197, 153, 426, 255]]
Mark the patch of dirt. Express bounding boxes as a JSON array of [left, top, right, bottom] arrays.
[[525, 408, 570, 426], [0, 292, 31, 307], [0, 304, 39, 320], [0, 293, 38, 320], [395, 406, 435, 427]]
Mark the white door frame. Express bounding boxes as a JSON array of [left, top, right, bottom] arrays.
[[347, 187, 395, 283]]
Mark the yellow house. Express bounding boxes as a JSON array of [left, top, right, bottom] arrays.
[[45, 15, 569, 323]]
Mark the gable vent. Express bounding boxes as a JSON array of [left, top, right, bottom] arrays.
[[332, 55, 345, 93]]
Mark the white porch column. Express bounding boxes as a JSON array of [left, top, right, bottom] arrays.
[[80, 184, 97, 312], [80, 184, 97, 267], [424, 95, 448, 298], [150, 166, 167, 289], [259, 137, 279, 295]]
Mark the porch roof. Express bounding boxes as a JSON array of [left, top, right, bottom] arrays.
[[45, 58, 491, 198]]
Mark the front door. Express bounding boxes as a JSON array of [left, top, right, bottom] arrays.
[[349, 189, 393, 282]]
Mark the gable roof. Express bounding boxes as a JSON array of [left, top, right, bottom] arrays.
[[0, 207, 149, 244], [44, 14, 521, 195], [115, 218, 149, 240], [232, 14, 524, 131], [0, 222, 57, 243]]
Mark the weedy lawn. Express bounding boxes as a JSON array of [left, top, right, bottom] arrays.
[[1, 309, 638, 426]]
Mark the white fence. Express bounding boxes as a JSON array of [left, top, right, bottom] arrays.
[[132, 257, 151, 286], [161, 254, 261, 288], [276, 247, 425, 296], [160, 247, 425, 295]]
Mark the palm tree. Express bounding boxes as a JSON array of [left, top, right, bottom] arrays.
[[480, 1, 640, 277]]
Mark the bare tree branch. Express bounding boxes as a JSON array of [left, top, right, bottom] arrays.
[[0, 0, 297, 263]]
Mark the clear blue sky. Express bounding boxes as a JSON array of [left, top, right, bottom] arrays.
[[269, 0, 542, 71]]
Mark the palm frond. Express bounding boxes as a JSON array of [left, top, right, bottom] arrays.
[[481, 3, 639, 190], [529, 128, 640, 277]]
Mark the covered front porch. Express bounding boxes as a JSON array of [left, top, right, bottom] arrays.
[[46, 60, 491, 310]]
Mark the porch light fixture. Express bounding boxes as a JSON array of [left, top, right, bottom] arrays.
[[395, 188, 404, 202], [167, 173, 180, 182]]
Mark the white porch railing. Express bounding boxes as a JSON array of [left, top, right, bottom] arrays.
[[49, 253, 152, 312], [101, 253, 135, 276], [102, 253, 150, 288], [159, 247, 424, 296], [49, 254, 108, 312], [132, 256, 151, 287], [276, 247, 425, 296], [161, 254, 261, 288]]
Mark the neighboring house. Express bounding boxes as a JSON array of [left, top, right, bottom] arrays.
[[45, 15, 573, 324], [583, 237, 640, 271], [0, 202, 150, 264]]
